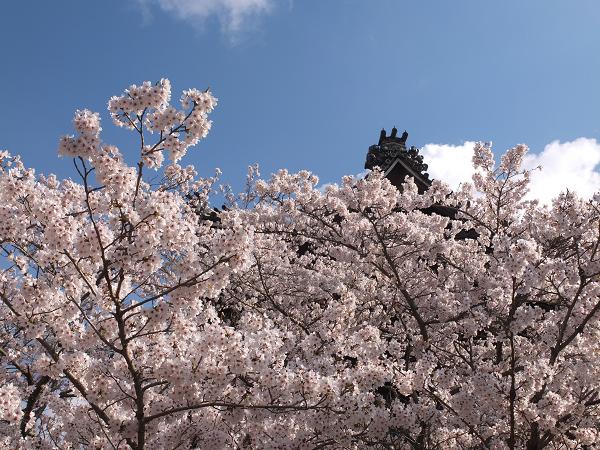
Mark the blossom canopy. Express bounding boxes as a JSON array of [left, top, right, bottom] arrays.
[[1, 80, 600, 449]]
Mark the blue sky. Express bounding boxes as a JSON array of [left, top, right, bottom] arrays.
[[2, 1, 600, 201]]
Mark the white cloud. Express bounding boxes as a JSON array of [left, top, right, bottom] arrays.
[[421, 142, 477, 190], [137, 0, 277, 37], [523, 138, 600, 205], [420, 138, 600, 205]]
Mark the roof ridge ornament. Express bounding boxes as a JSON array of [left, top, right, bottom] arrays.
[[366, 128, 429, 180]]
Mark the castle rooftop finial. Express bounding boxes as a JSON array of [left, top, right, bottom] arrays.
[[365, 128, 427, 175], [400, 130, 408, 144], [379, 128, 386, 145]]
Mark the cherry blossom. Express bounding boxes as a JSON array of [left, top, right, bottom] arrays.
[[1, 81, 600, 449]]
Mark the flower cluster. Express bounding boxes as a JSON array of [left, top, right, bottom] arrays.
[[108, 79, 172, 123], [0, 384, 21, 425], [107, 79, 217, 165], [57, 109, 101, 158]]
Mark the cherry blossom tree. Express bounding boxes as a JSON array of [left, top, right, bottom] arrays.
[[1, 80, 600, 449]]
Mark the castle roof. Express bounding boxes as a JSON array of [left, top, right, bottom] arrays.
[[365, 128, 432, 194]]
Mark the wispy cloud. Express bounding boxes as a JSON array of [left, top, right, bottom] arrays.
[[137, 0, 278, 38], [421, 139, 600, 204]]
